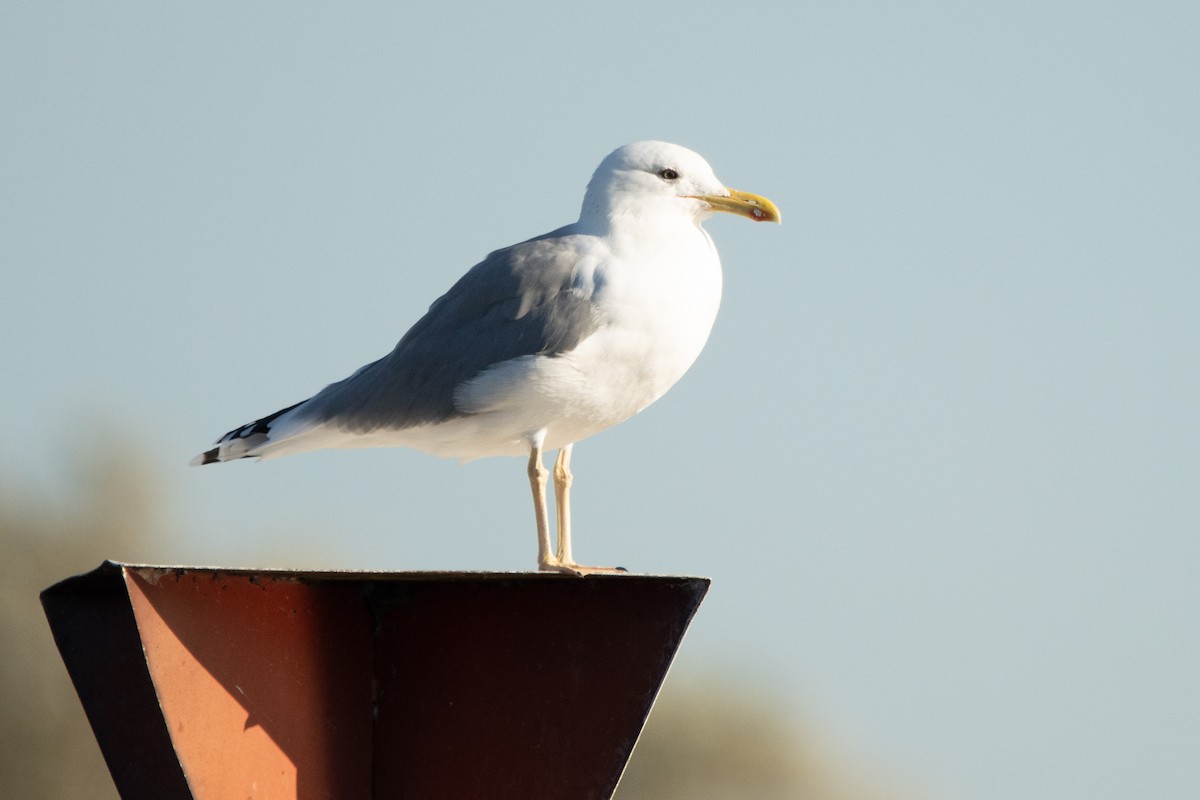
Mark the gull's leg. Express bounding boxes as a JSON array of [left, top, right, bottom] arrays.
[[553, 444, 575, 565], [531, 442, 594, 576], [527, 443, 557, 571], [544, 444, 626, 576]]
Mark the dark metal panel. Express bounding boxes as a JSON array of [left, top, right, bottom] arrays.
[[369, 576, 708, 800]]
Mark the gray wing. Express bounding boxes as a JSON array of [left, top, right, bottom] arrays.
[[299, 227, 601, 433]]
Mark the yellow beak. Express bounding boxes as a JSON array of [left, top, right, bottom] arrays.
[[689, 188, 781, 223]]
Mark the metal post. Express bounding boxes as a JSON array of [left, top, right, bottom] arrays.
[[42, 562, 709, 800]]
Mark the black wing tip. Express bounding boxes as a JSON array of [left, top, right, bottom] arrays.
[[189, 400, 306, 467], [189, 447, 221, 466]]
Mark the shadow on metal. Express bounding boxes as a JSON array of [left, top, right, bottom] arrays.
[[41, 562, 709, 800]]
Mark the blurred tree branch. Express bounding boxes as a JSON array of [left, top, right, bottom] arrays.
[[0, 450, 165, 799]]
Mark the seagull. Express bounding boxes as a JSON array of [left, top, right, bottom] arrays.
[[192, 141, 780, 574]]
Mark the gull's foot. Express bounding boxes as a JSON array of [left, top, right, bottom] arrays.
[[538, 559, 628, 577]]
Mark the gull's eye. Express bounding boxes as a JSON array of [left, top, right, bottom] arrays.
[[657, 168, 680, 181]]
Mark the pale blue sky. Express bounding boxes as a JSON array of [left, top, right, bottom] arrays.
[[3, 2, 1198, 798]]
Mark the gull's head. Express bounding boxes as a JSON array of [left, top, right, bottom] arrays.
[[580, 140, 780, 227]]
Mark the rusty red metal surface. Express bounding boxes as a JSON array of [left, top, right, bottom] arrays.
[[42, 562, 709, 800]]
